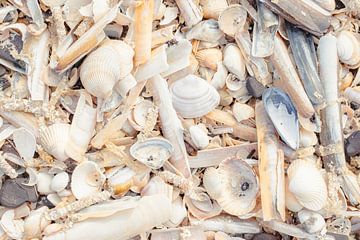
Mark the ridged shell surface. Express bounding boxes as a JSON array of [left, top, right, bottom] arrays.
[[170, 74, 220, 118], [39, 123, 70, 161]]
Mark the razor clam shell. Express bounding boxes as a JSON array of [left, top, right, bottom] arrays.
[[286, 22, 325, 110]]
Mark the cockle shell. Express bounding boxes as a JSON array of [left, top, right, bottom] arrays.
[[39, 123, 70, 161], [186, 19, 224, 43], [336, 31, 360, 68], [50, 171, 69, 192], [285, 177, 303, 212], [287, 159, 327, 211], [232, 102, 254, 122], [218, 5, 247, 36], [200, 0, 228, 19], [195, 48, 222, 71], [223, 44, 246, 81], [189, 124, 209, 150], [80, 39, 134, 98], [203, 158, 259, 216], [170, 74, 220, 118], [130, 137, 173, 169], [298, 209, 326, 234], [71, 161, 106, 199]]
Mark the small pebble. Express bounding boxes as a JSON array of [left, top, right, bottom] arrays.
[[0, 178, 38, 208], [345, 130, 360, 157], [246, 76, 266, 98]]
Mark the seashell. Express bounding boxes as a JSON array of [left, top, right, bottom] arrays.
[[132, 99, 155, 128], [160, 7, 178, 25], [80, 39, 134, 98], [114, 74, 137, 98], [141, 176, 173, 199], [313, 0, 335, 12], [203, 158, 259, 216], [298, 209, 326, 234], [170, 74, 220, 118], [218, 5, 247, 37], [195, 48, 222, 71], [39, 123, 70, 161], [285, 177, 303, 212], [211, 62, 228, 90], [232, 102, 254, 122], [12, 127, 36, 161], [24, 206, 50, 239], [223, 44, 246, 81], [1, 210, 24, 239], [336, 31, 360, 68], [184, 190, 222, 220], [165, 196, 187, 227], [50, 171, 69, 192], [189, 124, 209, 150], [47, 193, 61, 206], [37, 172, 54, 195], [71, 161, 106, 200], [263, 87, 299, 150], [106, 166, 135, 197], [225, 73, 246, 92], [299, 127, 318, 148], [130, 137, 173, 169], [43, 223, 63, 236], [186, 19, 224, 43], [287, 159, 327, 211], [200, 0, 228, 19]]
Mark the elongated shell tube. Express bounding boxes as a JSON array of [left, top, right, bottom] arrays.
[[175, 0, 202, 27]]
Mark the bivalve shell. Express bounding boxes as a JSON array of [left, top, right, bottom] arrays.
[[50, 171, 69, 192], [298, 209, 326, 234], [232, 102, 254, 122], [200, 0, 228, 19], [39, 123, 70, 161], [170, 74, 220, 118], [336, 31, 360, 68], [189, 124, 209, 150], [195, 48, 223, 71], [218, 5, 247, 36], [223, 44, 246, 81]]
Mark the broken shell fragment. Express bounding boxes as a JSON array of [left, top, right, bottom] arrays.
[[218, 5, 247, 37], [345, 130, 360, 157], [200, 0, 228, 19], [130, 137, 173, 169], [195, 48, 222, 71], [186, 19, 224, 43], [232, 102, 254, 122], [0, 178, 38, 208], [203, 158, 259, 216], [39, 123, 70, 161], [71, 161, 106, 199], [336, 31, 360, 68], [170, 74, 220, 118], [263, 87, 299, 150], [189, 124, 209, 150]]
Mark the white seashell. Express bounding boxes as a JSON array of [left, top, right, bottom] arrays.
[[14, 204, 30, 219], [161, 39, 192, 77], [203, 158, 259, 216], [285, 177, 303, 212], [114, 74, 137, 98], [195, 48, 223, 71], [50, 171, 69, 192], [186, 19, 224, 43], [299, 128, 318, 148], [57, 189, 72, 198], [337, 31, 360, 68], [37, 172, 54, 195], [189, 124, 209, 150], [200, 0, 228, 19], [287, 159, 328, 211], [211, 62, 228, 90], [12, 127, 36, 161], [1, 210, 24, 239], [170, 74, 220, 118], [132, 99, 155, 128], [165, 196, 187, 227], [141, 176, 173, 198], [40, 123, 70, 161], [160, 7, 178, 25], [43, 223, 63, 236], [218, 5, 247, 36], [232, 102, 254, 122], [47, 193, 61, 206], [225, 73, 247, 92], [298, 209, 326, 234], [80, 39, 134, 98], [130, 137, 173, 169], [223, 44, 247, 81], [71, 161, 106, 200], [65, 93, 96, 162], [24, 206, 50, 239], [106, 166, 136, 197], [184, 190, 222, 220]]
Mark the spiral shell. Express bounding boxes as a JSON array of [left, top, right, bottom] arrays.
[[287, 159, 327, 211], [336, 31, 360, 68], [170, 74, 220, 118], [80, 39, 134, 98], [203, 158, 259, 216], [218, 5, 247, 36], [39, 123, 70, 161], [223, 44, 247, 81]]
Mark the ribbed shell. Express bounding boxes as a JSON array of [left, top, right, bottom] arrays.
[[80, 39, 134, 98], [337, 31, 360, 68], [287, 159, 327, 211], [170, 74, 220, 118], [39, 123, 70, 161], [195, 48, 223, 70]]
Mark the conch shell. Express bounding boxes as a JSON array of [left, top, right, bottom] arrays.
[[80, 39, 134, 98]]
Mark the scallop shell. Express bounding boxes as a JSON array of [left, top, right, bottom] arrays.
[[337, 31, 360, 68], [71, 161, 106, 200], [170, 74, 220, 118], [200, 0, 228, 19], [186, 19, 224, 43], [195, 48, 223, 71], [218, 5, 247, 36], [80, 39, 134, 98], [130, 137, 173, 170], [232, 102, 254, 122], [39, 123, 70, 161], [287, 159, 327, 211], [223, 44, 246, 81], [298, 209, 326, 234], [189, 124, 209, 150], [50, 171, 69, 192], [203, 158, 259, 216]]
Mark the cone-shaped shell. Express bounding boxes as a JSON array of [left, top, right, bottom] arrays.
[[71, 161, 105, 199], [203, 158, 259, 216], [287, 159, 327, 211], [39, 123, 70, 161], [336, 31, 360, 68], [170, 74, 220, 118], [80, 39, 134, 98], [218, 5, 247, 36]]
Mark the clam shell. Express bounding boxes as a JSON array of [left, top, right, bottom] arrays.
[[37, 172, 54, 195], [336, 31, 360, 68], [170, 74, 220, 118], [39, 123, 70, 161], [189, 124, 209, 150], [195, 48, 222, 71], [225, 73, 246, 92], [285, 177, 303, 212], [263, 87, 299, 150], [232, 102, 254, 122], [71, 161, 105, 200], [80, 39, 134, 98], [287, 159, 327, 211], [12, 127, 36, 161], [203, 158, 259, 216], [130, 137, 173, 169], [218, 5, 247, 36], [50, 171, 69, 192], [298, 209, 325, 234], [223, 44, 246, 81], [106, 166, 135, 197]]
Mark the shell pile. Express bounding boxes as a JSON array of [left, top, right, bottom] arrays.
[[1, 0, 360, 239]]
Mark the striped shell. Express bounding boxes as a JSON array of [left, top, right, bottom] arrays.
[[80, 39, 134, 98], [39, 123, 70, 161]]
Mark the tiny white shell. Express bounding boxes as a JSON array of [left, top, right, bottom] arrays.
[[223, 44, 247, 81], [36, 172, 54, 195], [71, 161, 105, 200], [24, 206, 50, 239], [12, 127, 36, 161], [50, 171, 69, 192], [39, 123, 70, 161], [218, 5, 247, 36], [189, 124, 209, 149], [337, 31, 360, 68], [232, 102, 254, 122], [298, 209, 326, 234]]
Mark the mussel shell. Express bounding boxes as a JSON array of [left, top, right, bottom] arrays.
[[263, 87, 299, 150]]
